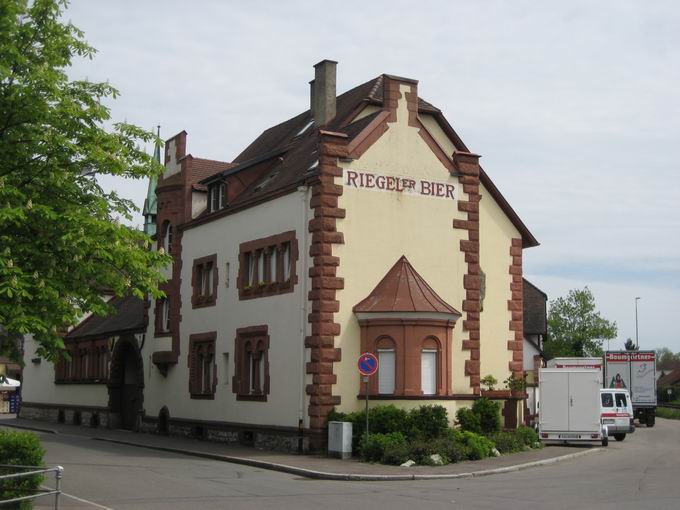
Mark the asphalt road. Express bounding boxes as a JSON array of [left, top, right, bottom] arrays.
[[13, 418, 680, 510]]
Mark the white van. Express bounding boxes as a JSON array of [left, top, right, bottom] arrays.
[[600, 388, 635, 441]]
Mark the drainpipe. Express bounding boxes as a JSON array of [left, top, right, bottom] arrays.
[[297, 185, 310, 452]]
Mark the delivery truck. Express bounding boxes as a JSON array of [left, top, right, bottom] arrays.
[[604, 351, 657, 427], [538, 368, 608, 446]]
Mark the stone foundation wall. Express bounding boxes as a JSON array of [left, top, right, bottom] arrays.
[[19, 403, 109, 429]]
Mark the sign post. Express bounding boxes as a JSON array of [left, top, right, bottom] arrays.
[[358, 352, 378, 441]]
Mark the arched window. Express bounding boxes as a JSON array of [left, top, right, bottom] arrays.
[[376, 336, 396, 395], [161, 221, 173, 254], [421, 337, 440, 396]]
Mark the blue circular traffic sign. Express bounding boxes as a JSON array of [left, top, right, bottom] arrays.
[[358, 352, 378, 376]]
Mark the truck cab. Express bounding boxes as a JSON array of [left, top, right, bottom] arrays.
[[600, 388, 635, 441]]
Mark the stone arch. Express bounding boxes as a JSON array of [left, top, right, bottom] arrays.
[[108, 334, 145, 430]]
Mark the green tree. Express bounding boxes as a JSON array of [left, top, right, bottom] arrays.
[[544, 287, 617, 358], [656, 347, 680, 368], [0, 0, 169, 360], [624, 338, 638, 351]]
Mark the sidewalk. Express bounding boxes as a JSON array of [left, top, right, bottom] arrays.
[[0, 415, 602, 481]]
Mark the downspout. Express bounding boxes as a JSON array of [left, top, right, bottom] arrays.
[[297, 184, 310, 453]]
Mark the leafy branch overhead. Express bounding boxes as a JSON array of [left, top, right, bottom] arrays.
[[544, 287, 617, 358], [0, 0, 170, 359]]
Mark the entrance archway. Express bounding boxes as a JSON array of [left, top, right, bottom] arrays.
[[108, 335, 144, 430]]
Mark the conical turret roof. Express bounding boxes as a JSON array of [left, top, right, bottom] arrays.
[[353, 256, 460, 316]]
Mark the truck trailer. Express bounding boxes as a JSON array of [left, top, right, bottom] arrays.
[[604, 351, 657, 427]]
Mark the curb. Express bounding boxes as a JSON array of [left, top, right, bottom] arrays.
[[0, 422, 58, 435], [91, 437, 602, 481]]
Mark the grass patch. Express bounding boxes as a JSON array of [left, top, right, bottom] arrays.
[[656, 407, 680, 420]]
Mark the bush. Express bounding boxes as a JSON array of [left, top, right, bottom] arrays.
[[456, 407, 482, 434], [488, 431, 523, 454], [450, 430, 495, 460], [370, 405, 410, 436], [382, 442, 411, 466], [471, 398, 502, 434], [359, 432, 408, 463], [430, 437, 466, 464], [408, 405, 449, 440], [0, 430, 45, 509], [657, 407, 680, 420], [514, 426, 539, 447]]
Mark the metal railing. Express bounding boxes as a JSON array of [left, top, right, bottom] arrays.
[[0, 464, 63, 509]]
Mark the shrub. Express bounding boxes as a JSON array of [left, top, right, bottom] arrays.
[[359, 432, 408, 463], [480, 375, 498, 391], [471, 398, 502, 434], [488, 431, 523, 454], [452, 430, 495, 460], [408, 405, 449, 440], [456, 407, 482, 434], [514, 425, 539, 447], [430, 437, 466, 464], [0, 430, 45, 509], [406, 439, 437, 464], [370, 405, 410, 436], [382, 442, 411, 465]]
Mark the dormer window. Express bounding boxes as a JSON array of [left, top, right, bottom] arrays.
[[209, 181, 226, 212]]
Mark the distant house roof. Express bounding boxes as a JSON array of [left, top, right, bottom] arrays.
[[65, 296, 146, 341], [195, 74, 538, 247], [353, 256, 461, 316], [523, 278, 547, 336], [658, 367, 680, 386]]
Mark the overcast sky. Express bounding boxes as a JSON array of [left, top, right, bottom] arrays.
[[64, 0, 680, 352]]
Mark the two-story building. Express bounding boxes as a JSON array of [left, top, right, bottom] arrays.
[[21, 60, 539, 451]]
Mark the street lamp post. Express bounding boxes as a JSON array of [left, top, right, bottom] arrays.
[[635, 297, 641, 349]]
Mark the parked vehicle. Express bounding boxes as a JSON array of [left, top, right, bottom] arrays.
[[539, 368, 608, 447], [604, 351, 657, 427], [600, 388, 634, 441], [547, 357, 603, 370]]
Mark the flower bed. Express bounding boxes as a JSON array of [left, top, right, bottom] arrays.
[[328, 400, 541, 466]]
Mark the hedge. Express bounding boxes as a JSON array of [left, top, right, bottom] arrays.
[[0, 430, 46, 509]]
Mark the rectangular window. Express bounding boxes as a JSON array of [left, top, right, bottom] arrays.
[[615, 393, 627, 408], [233, 325, 270, 401], [189, 333, 217, 399], [209, 182, 226, 212], [421, 350, 437, 395], [192, 255, 218, 308], [378, 349, 395, 395], [55, 340, 108, 384], [238, 231, 298, 300], [156, 297, 171, 334]]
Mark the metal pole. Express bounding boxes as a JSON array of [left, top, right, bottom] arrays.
[[364, 376, 369, 441], [635, 297, 640, 348], [55, 466, 63, 510]]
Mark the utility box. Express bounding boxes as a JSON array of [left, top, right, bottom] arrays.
[[328, 421, 352, 459]]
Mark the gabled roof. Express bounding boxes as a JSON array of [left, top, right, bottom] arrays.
[[658, 367, 680, 387], [195, 73, 538, 247], [65, 296, 146, 341], [353, 256, 460, 316]]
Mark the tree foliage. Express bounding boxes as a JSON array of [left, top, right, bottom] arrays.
[[0, 0, 169, 359], [544, 287, 617, 358], [624, 338, 638, 351], [656, 347, 680, 369]]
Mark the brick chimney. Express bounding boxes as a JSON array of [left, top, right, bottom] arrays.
[[311, 59, 337, 126]]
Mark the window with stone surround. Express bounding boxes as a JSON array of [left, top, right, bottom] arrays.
[[155, 297, 171, 335], [188, 332, 217, 399], [232, 325, 270, 401], [55, 339, 110, 383], [192, 254, 218, 308], [238, 231, 297, 300]]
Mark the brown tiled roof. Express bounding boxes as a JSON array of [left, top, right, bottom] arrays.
[[523, 278, 548, 336], [353, 256, 460, 315], [195, 73, 537, 247], [658, 367, 680, 386], [65, 296, 146, 340], [191, 158, 235, 190]]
